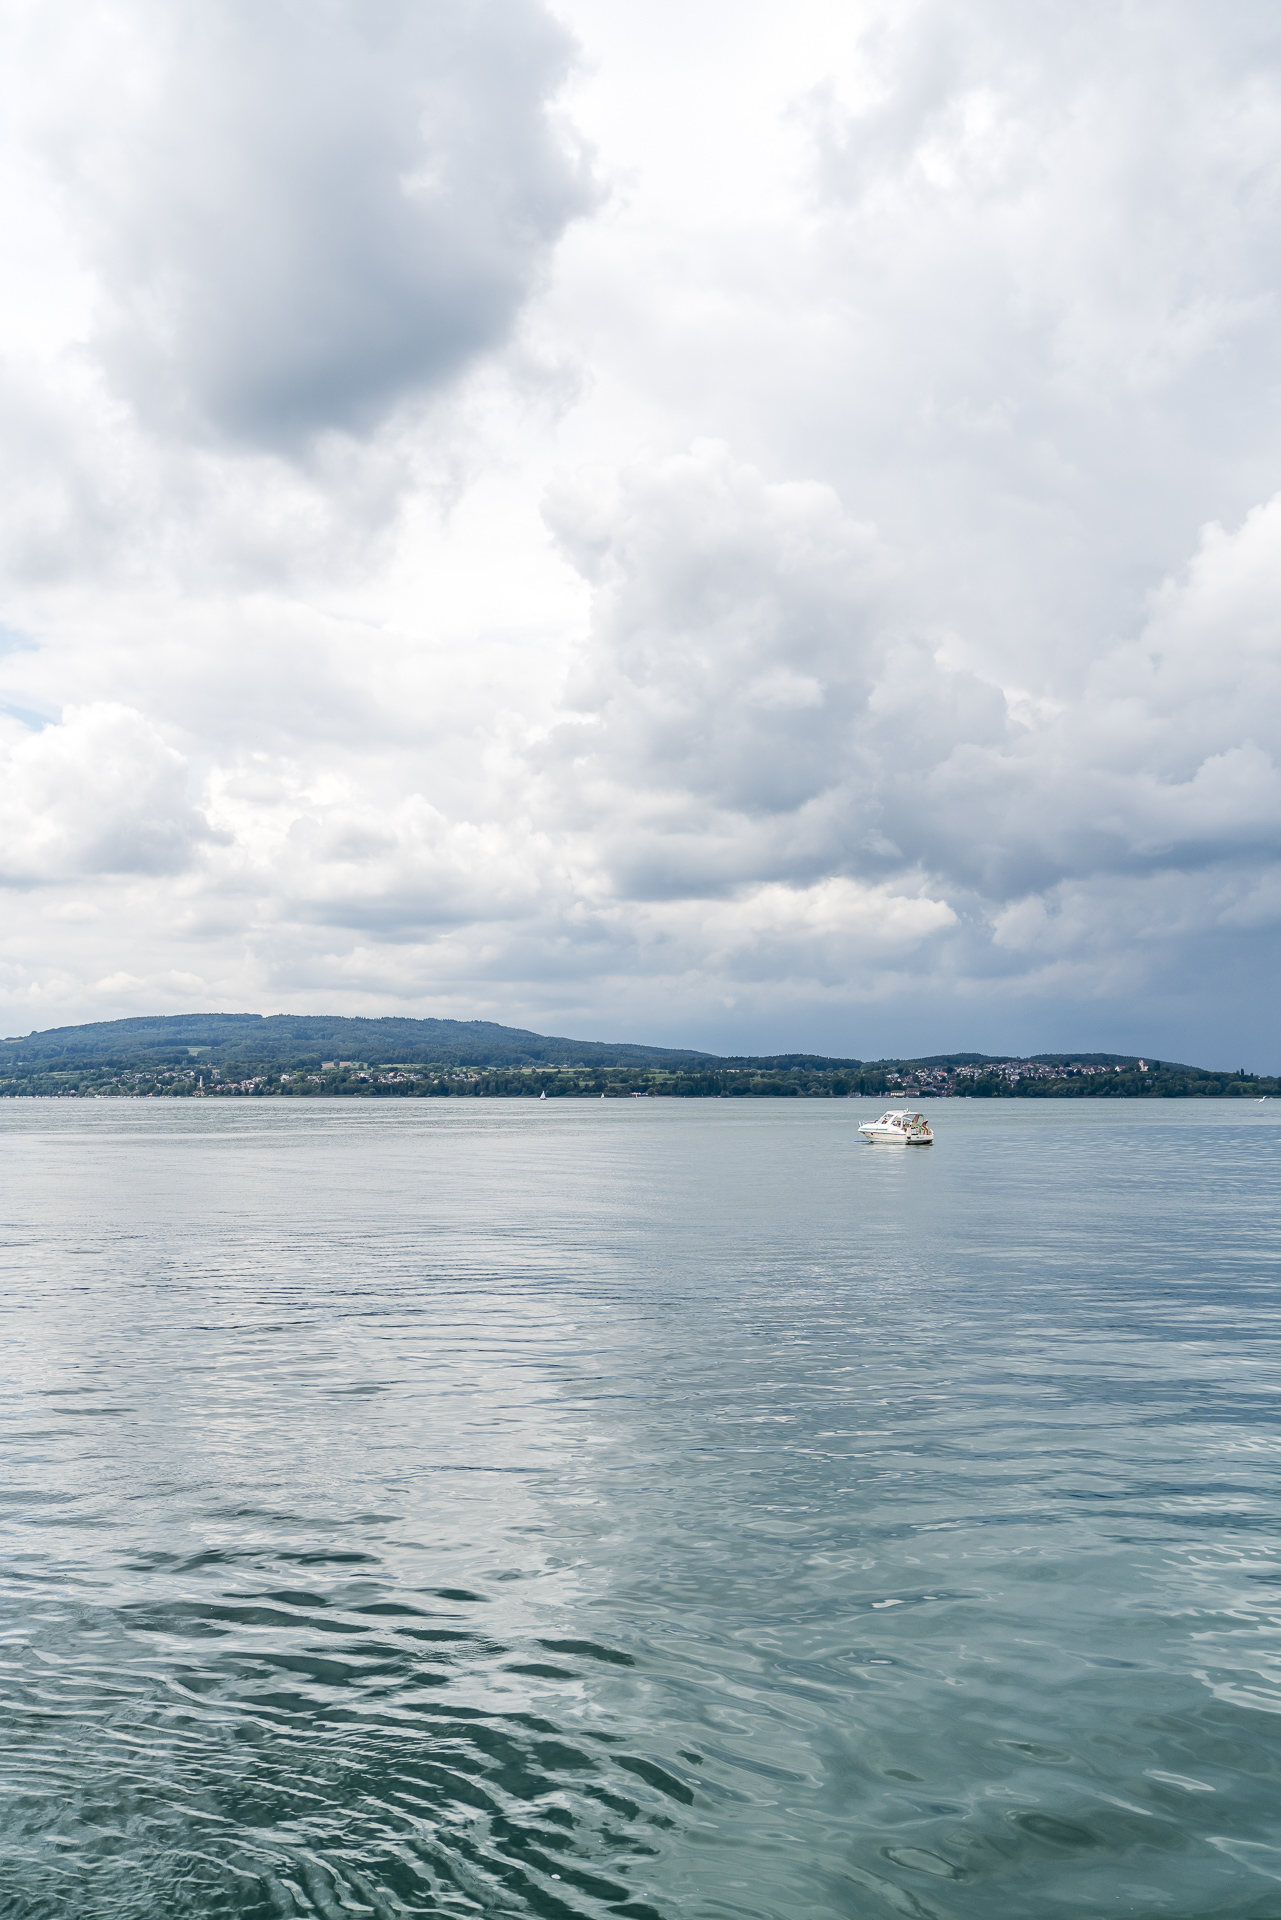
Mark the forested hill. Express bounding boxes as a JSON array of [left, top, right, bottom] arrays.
[[0, 1012, 712, 1070], [0, 1015, 1275, 1097], [0, 1012, 859, 1078]]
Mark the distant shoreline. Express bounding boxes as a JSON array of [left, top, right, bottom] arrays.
[[1, 1015, 1275, 1099], [3, 1085, 1275, 1103]]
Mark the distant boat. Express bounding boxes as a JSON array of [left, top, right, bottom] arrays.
[[858, 1108, 934, 1146]]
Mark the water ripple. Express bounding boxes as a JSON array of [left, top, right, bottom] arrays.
[[2, 1098, 1280, 1916]]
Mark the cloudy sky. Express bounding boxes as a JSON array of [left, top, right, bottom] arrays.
[[1, 0, 1279, 1065]]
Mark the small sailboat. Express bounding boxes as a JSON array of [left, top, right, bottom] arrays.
[[857, 1108, 934, 1145]]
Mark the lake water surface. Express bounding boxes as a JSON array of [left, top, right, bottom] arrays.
[[2, 1097, 1279, 1918]]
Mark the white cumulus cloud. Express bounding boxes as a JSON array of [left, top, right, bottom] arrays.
[[0, 704, 214, 885], [0, 0, 1279, 1064]]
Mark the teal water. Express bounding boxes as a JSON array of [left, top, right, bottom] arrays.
[[1, 1097, 1279, 1919]]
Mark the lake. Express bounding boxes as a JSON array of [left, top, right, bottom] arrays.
[[1, 1096, 1279, 1918]]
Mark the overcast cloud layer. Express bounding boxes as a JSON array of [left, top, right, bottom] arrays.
[[1, 0, 1279, 1065]]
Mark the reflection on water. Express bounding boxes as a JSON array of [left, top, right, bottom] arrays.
[[1, 1098, 1279, 1917]]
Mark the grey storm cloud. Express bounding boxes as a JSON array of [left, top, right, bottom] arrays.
[[543, 447, 895, 835], [58, 0, 592, 449], [541, 443, 1281, 934]]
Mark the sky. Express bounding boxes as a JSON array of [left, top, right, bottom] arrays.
[[1, 0, 1280, 1066]]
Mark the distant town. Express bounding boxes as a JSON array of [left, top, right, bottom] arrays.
[[0, 1014, 1274, 1099]]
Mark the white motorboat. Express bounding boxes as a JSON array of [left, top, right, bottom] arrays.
[[858, 1108, 934, 1145]]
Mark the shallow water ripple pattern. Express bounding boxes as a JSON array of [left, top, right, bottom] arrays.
[[1, 1098, 1279, 1918]]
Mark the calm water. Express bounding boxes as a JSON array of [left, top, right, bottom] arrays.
[[1, 1097, 1280, 1920]]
